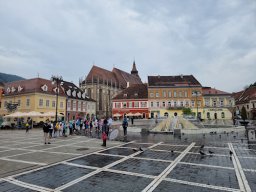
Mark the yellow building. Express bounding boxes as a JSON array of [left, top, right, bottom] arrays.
[[148, 75, 203, 118], [0, 78, 66, 122], [202, 87, 235, 120]]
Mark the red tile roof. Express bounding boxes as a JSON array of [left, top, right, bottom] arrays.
[[4, 78, 66, 96], [113, 84, 148, 100], [202, 87, 231, 96], [234, 86, 256, 104], [84, 65, 142, 89], [148, 75, 201, 87]]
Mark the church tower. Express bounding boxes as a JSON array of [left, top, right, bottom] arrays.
[[131, 61, 139, 77]]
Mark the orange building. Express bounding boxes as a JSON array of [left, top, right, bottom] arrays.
[[148, 75, 203, 118]]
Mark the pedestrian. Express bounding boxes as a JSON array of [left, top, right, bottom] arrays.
[[43, 119, 51, 144], [155, 115, 158, 124], [122, 116, 128, 137], [131, 116, 134, 125], [25, 117, 32, 133], [101, 117, 108, 147], [49, 121, 53, 138], [69, 121, 73, 135]]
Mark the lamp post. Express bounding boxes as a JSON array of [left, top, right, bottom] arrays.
[[192, 90, 201, 120], [51, 75, 63, 123]]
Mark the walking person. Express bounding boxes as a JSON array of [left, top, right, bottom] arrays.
[[49, 121, 53, 138], [25, 117, 32, 133], [101, 117, 108, 147], [43, 119, 51, 144], [122, 116, 128, 137]]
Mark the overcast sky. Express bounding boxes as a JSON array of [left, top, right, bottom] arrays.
[[0, 0, 255, 92]]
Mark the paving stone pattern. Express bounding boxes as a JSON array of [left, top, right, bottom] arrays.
[[111, 158, 170, 176], [135, 150, 179, 161], [1, 129, 256, 191], [154, 180, 227, 192], [181, 153, 234, 167], [69, 154, 122, 168], [167, 163, 239, 189], [63, 171, 153, 192], [15, 164, 94, 189], [0, 181, 38, 192], [99, 147, 136, 156]]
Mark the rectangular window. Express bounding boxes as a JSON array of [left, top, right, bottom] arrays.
[[179, 91, 182, 97], [134, 101, 139, 108], [77, 101, 81, 111], [162, 101, 165, 107], [168, 101, 171, 107], [116, 102, 121, 108], [72, 101, 76, 111], [163, 91, 166, 98], [168, 91, 172, 97], [67, 101, 71, 110], [184, 91, 188, 97], [220, 100, 224, 107], [156, 102, 159, 107], [141, 101, 147, 108], [39, 99, 43, 107], [191, 101, 195, 107], [83, 102, 86, 111], [52, 101, 56, 108], [205, 99, 210, 107], [180, 101, 183, 107], [46, 100, 50, 107], [151, 102, 154, 107], [174, 101, 177, 107], [123, 102, 127, 108], [213, 100, 217, 107], [26, 98, 30, 107], [174, 91, 177, 97], [156, 92, 159, 97], [129, 102, 133, 108], [17, 100, 21, 107], [60, 101, 64, 109], [150, 92, 154, 98]]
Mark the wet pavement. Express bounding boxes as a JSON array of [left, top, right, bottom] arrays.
[[0, 128, 255, 192]]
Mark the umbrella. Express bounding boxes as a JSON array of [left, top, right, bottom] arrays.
[[24, 111, 43, 117], [134, 112, 142, 116], [42, 111, 64, 117], [126, 112, 134, 116], [113, 113, 122, 117], [109, 129, 119, 140], [3, 111, 26, 118]]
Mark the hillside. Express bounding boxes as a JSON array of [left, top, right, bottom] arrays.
[[0, 72, 25, 83]]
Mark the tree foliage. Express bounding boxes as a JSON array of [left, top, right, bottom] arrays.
[[182, 108, 192, 115]]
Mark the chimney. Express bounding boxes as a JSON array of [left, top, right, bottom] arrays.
[[127, 82, 130, 88]]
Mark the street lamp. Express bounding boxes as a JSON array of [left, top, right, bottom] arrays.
[[192, 90, 201, 120], [51, 75, 63, 123]]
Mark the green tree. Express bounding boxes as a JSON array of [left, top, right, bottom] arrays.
[[182, 108, 192, 115], [241, 106, 247, 121]]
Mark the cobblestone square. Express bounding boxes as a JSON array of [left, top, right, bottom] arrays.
[[0, 129, 255, 192]]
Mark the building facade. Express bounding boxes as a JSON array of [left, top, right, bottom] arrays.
[[112, 84, 149, 119], [0, 78, 67, 122], [80, 62, 142, 117], [61, 81, 96, 121], [234, 86, 256, 120], [148, 75, 203, 118], [202, 87, 235, 120]]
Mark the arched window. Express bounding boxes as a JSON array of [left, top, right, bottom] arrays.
[[207, 112, 210, 119]]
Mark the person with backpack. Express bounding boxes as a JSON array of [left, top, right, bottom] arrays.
[[122, 115, 128, 137]]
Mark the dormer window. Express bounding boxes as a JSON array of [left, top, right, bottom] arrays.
[[124, 94, 127, 97], [6, 87, 10, 93], [134, 93, 138, 97], [77, 92, 81, 98], [11, 87, 16, 92], [18, 85, 23, 92], [41, 84, 48, 92], [72, 90, 76, 97], [66, 89, 71, 96]]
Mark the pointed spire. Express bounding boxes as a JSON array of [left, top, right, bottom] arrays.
[[131, 60, 138, 76]]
